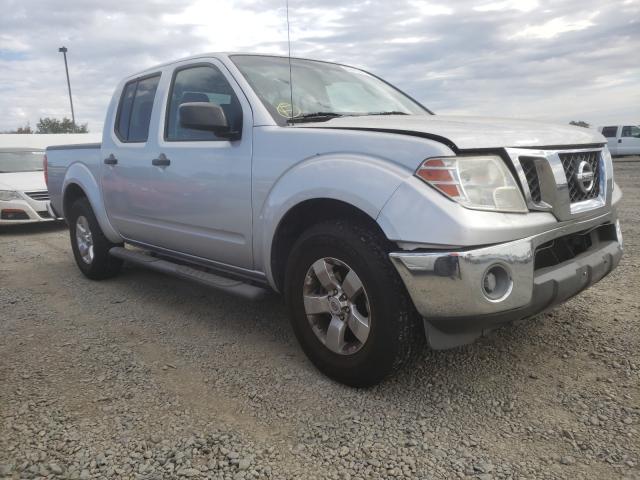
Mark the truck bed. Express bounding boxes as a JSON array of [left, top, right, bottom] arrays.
[[46, 143, 102, 219]]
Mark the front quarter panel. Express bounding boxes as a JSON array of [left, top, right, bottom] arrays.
[[252, 127, 454, 286], [258, 153, 407, 285]]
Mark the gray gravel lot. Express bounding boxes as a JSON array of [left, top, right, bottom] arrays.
[[1, 162, 639, 480]]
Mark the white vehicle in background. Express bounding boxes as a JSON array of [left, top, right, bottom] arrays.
[[0, 134, 101, 225], [599, 125, 640, 156]]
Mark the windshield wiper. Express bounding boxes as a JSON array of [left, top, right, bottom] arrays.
[[365, 111, 409, 116], [288, 112, 344, 123]]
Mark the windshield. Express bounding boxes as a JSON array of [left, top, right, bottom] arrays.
[[0, 151, 44, 173], [231, 55, 429, 124]]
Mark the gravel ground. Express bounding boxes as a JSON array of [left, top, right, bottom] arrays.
[[1, 163, 639, 480]]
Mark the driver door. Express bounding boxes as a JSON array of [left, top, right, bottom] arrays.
[[142, 60, 254, 269]]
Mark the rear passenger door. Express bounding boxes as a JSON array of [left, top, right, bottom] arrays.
[[600, 126, 619, 156], [619, 125, 640, 156], [101, 73, 162, 240]]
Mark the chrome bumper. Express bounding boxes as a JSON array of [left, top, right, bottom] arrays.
[[390, 214, 623, 327]]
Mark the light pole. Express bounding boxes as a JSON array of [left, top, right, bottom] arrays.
[[58, 46, 76, 127]]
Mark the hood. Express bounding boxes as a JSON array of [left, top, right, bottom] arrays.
[[301, 114, 605, 150], [0, 171, 47, 192]]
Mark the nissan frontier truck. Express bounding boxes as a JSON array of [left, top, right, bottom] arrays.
[[45, 54, 623, 386]]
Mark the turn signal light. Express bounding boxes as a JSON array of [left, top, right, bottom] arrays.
[[415, 158, 463, 199]]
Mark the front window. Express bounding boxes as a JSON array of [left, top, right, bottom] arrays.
[[0, 151, 44, 173], [231, 55, 428, 125], [621, 125, 640, 138], [165, 64, 242, 141]]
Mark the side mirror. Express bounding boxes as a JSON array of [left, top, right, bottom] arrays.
[[178, 102, 240, 140]]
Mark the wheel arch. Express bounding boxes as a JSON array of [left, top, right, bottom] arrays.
[[269, 198, 392, 292], [61, 163, 122, 244], [62, 183, 88, 219], [256, 153, 412, 290]]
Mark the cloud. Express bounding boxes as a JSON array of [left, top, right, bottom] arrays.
[[0, 0, 638, 133], [512, 11, 599, 39]]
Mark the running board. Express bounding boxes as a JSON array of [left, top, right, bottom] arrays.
[[109, 247, 268, 300]]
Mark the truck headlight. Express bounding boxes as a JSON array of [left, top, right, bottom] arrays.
[[0, 190, 22, 201], [602, 146, 614, 188], [415, 155, 528, 213]]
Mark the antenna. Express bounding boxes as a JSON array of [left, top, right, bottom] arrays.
[[286, 0, 294, 123]]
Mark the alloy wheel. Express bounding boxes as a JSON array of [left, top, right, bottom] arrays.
[[302, 257, 371, 355], [75, 215, 94, 264]]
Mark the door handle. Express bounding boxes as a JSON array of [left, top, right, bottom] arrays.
[[104, 154, 118, 165], [618, 139, 622, 143], [152, 154, 171, 167]]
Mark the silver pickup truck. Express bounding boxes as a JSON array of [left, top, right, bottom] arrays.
[[46, 53, 623, 386]]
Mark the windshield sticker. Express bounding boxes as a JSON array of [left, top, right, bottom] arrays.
[[276, 102, 302, 118]]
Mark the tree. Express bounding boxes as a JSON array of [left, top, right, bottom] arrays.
[[569, 120, 590, 128], [16, 124, 33, 134], [1, 123, 33, 134], [36, 117, 88, 134]]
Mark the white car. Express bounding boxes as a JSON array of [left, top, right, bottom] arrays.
[[0, 134, 101, 225], [599, 125, 640, 156]]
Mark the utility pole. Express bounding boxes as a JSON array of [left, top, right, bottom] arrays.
[[58, 46, 76, 127]]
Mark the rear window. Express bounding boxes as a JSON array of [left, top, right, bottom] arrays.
[[601, 126, 618, 138], [115, 74, 160, 143]]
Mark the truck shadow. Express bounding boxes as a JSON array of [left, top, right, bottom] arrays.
[[0, 221, 67, 236], [115, 263, 562, 406]]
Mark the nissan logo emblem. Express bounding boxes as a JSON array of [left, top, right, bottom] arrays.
[[575, 160, 595, 194]]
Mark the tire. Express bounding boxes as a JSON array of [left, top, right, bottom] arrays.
[[284, 219, 424, 387], [68, 197, 123, 280]]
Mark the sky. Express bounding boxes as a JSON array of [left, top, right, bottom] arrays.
[[0, 0, 638, 133]]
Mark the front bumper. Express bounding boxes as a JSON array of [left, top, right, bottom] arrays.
[[0, 197, 55, 225], [390, 213, 623, 346]]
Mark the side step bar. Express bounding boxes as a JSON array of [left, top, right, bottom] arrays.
[[109, 247, 268, 300]]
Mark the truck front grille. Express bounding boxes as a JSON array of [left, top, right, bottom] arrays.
[[509, 146, 606, 220], [520, 157, 541, 204], [24, 191, 50, 201], [558, 151, 601, 202]]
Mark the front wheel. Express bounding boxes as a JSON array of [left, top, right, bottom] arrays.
[[285, 220, 424, 387], [68, 197, 123, 280]]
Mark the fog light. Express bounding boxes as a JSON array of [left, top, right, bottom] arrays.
[[484, 271, 497, 293], [482, 264, 512, 301], [1, 209, 29, 220]]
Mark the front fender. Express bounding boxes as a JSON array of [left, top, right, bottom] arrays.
[[63, 162, 123, 244], [257, 153, 411, 287]]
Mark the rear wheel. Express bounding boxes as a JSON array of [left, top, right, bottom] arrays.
[[68, 197, 123, 279], [285, 219, 424, 387]]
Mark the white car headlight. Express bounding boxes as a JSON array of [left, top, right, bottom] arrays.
[[415, 155, 528, 213], [0, 190, 22, 201]]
